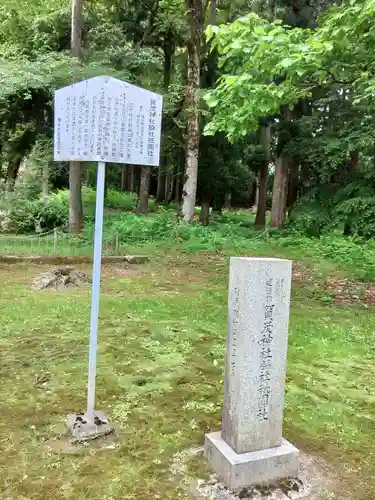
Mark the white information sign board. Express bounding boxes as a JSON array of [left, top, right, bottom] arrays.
[[54, 75, 163, 166], [53, 76, 163, 421]]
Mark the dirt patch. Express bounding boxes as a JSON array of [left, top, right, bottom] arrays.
[[0, 254, 148, 265], [324, 278, 375, 307], [102, 265, 140, 278], [292, 263, 316, 285], [290, 262, 375, 308], [32, 267, 91, 291]]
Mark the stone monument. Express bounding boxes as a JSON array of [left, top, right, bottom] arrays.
[[205, 257, 299, 490]]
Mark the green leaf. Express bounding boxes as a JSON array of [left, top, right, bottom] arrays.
[[253, 26, 266, 36], [230, 39, 242, 50], [280, 57, 294, 68]]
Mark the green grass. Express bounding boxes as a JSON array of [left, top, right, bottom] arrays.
[[2, 210, 375, 283], [0, 230, 374, 499]]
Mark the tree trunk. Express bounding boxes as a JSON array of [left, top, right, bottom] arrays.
[[174, 164, 181, 204], [350, 151, 359, 172], [181, 44, 200, 222], [287, 160, 299, 212], [224, 191, 231, 210], [71, 0, 83, 60], [270, 153, 289, 229], [182, 0, 203, 222], [163, 32, 174, 91], [252, 180, 259, 214], [212, 196, 224, 214], [69, 161, 84, 233], [69, 161, 83, 233], [199, 195, 210, 225], [82, 164, 89, 184], [165, 168, 171, 201], [168, 179, 174, 202], [121, 164, 128, 191], [255, 124, 271, 228], [156, 166, 166, 202], [42, 164, 49, 205], [5, 160, 21, 199], [166, 167, 174, 202], [208, 0, 217, 25], [270, 0, 277, 19], [156, 33, 174, 205], [136, 166, 151, 214], [135, 168, 141, 196], [69, 0, 84, 233], [128, 165, 135, 192]]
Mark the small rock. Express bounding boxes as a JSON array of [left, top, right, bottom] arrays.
[[124, 255, 149, 264]]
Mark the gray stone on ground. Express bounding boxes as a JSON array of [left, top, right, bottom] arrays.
[[124, 255, 149, 264], [32, 266, 91, 290], [67, 411, 114, 442]]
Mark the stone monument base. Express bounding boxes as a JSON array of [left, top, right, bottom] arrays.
[[205, 432, 299, 491], [67, 410, 114, 442]]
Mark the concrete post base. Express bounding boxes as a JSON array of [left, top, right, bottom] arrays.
[[205, 432, 299, 491], [67, 411, 114, 442]]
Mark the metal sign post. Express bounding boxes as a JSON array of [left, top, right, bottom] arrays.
[[53, 76, 162, 438], [87, 161, 105, 418]]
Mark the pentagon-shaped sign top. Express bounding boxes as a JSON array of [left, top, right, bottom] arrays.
[[54, 76, 163, 166]]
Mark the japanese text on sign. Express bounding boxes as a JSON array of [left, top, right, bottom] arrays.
[[54, 76, 163, 166], [230, 287, 240, 376], [257, 278, 275, 422]]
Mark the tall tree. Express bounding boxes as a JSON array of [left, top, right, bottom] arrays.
[[121, 164, 128, 191], [128, 165, 135, 192], [255, 122, 271, 228], [270, 152, 289, 228], [137, 165, 152, 214], [69, 0, 84, 234], [156, 165, 166, 201], [156, 28, 175, 203], [181, 0, 205, 222], [204, 3, 358, 228]]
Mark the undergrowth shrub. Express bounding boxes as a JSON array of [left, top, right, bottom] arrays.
[[289, 182, 375, 239], [84, 212, 232, 251], [83, 187, 156, 214], [288, 198, 331, 237], [99, 212, 175, 242], [2, 188, 157, 233], [106, 189, 137, 211], [38, 192, 69, 229], [312, 235, 375, 280], [6, 192, 69, 233], [333, 196, 375, 239], [6, 197, 39, 233], [3, 197, 375, 282]]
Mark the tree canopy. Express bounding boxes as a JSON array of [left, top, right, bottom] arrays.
[[2, 0, 375, 237], [205, 1, 375, 138]]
